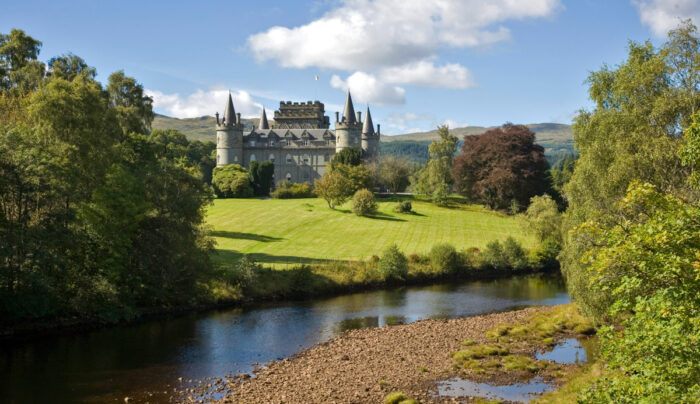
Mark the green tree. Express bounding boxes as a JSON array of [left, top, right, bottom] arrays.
[[351, 188, 377, 216], [249, 160, 274, 196], [561, 21, 700, 317], [524, 194, 562, 243], [212, 164, 253, 198], [48, 53, 96, 81], [0, 29, 42, 91], [377, 244, 408, 280], [314, 170, 351, 208], [332, 163, 374, 194], [378, 156, 411, 193], [331, 146, 362, 167], [415, 125, 458, 202], [107, 70, 154, 136]]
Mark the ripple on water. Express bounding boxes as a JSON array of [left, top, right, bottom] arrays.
[[435, 376, 554, 402]]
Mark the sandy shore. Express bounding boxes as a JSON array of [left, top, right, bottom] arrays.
[[209, 306, 560, 404]]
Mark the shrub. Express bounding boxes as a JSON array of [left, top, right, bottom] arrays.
[[314, 170, 351, 208], [212, 164, 253, 198], [429, 243, 459, 274], [503, 237, 527, 270], [394, 200, 413, 213], [289, 265, 314, 294], [479, 241, 508, 269], [408, 253, 421, 263], [528, 237, 561, 269], [459, 247, 481, 269], [378, 244, 408, 280], [351, 189, 377, 216], [270, 180, 314, 199], [249, 161, 274, 196], [229, 255, 259, 291], [524, 194, 562, 242], [431, 183, 450, 206]]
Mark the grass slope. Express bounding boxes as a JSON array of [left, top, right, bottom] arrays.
[[206, 197, 535, 267]]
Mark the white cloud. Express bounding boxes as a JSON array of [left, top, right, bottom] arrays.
[[146, 88, 263, 119], [379, 60, 476, 89], [442, 119, 469, 128], [633, 0, 700, 37], [330, 72, 406, 104], [384, 112, 433, 134], [248, 0, 561, 71]]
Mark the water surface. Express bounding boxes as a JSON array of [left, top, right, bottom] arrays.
[[0, 274, 568, 403]]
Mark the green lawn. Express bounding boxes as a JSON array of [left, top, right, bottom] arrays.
[[206, 197, 535, 267]]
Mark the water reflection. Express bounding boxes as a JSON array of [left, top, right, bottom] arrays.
[[536, 337, 598, 364], [0, 274, 568, 403], [436, 376, 555, 402]]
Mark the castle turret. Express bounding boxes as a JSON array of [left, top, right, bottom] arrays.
[[258, 107, 269, 130], [216, 92, 244, 166], [335, 91, 362, 153], [361, 106, 380, 159]]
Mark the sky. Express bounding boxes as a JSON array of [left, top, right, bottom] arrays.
[[2, 0, 699, 135]]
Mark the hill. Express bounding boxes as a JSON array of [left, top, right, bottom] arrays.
[[207, 196, 535, 267], [152, 114, 262, 143], [153, 114, 574, 162]]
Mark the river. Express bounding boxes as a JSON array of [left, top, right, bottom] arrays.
[[0, 274, 568, 403]]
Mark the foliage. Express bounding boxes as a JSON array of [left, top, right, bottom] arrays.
[[431, 182, 450, 206], [148, 129, 216, 183], [332, 163, 374, 194], [377, 245, 408, 280], [0, 35, 214, 325], [574, 182, 699, 403], [378, 156, 412, 193], [528, 237, 561, 270], [270, 180, 314, 199], [679, 111, 700, 190], [249, 160, 274, 196], [561, 20, 700, 321], [479, 241, 508, 270], [452, 123, 551, 211], [524, 194, 562, 242], [379, 140, 430, 163], [414, 125, 458, 202], [314, 170, 351, 208], [106, 70, 154, 136], [429, 243, 459, 274], [503, 237, 528, 270], [549, 153, 576, 195], [212, 164, 253, 198], [351, 188, 377, 216], [331, 146, 362, 167], [394, 200, 412, 213]]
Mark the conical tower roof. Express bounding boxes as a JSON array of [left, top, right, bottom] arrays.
[[362, 106, 374, 135], [258, 107, 269, 129], [224, 92, 235, 125], [342, 91, 356, 124]]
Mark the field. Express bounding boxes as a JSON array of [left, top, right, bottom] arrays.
[[206, 196, 535, 267]]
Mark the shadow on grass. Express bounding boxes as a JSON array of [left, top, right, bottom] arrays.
[[214, 249, 337, 266], [211, 231, 283, 242], [367, 212, 407, 222]]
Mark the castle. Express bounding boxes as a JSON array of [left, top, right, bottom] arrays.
[[215, 92, 380, 183]]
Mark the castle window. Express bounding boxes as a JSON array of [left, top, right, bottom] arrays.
[[303, 140, 308, 146], [250, 140, 256, 147], [234, 156, 239, 163], [286, 154, 293, 164], [303, 156, 309, 165], [250, 154, 256, 162], [269, 154, 275, 163], [286, 140, 290, 146], [286, 173, 292, 181]]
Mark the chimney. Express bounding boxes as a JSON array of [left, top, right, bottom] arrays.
[[215, 112, 220, 125], [357, 111, 361, 122], [377, 124, 380, 134], [335, 111, 339, 123], [236, 113, 241, 124]]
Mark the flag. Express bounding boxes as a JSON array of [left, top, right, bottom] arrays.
[[314, 75, 319, 81]]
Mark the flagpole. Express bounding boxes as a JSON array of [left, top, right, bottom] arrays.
[[314, 74, 319, 101]]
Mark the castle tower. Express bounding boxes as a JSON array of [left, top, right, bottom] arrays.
[[334, 91, 362, 153], [361, 106, 380, 159], [258, 107, 269, 130], [216, 92, 244, 166]]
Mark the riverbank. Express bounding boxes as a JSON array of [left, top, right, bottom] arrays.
[[0, 265, 558, 341], [200, 304, 593, 404]]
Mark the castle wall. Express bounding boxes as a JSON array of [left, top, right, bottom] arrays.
[[241, 146, 334, 184]]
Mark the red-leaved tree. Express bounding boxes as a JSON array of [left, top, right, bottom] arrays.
[[452, 124, 550, 210]]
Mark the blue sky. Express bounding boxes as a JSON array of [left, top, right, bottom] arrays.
[[3, 0, 699, 134]]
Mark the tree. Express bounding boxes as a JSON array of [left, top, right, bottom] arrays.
[[107, 70, 154, 136], [314, 170, 351, 208], [0, 29, 42, 91], [415, 125, 458, 202], [549, 153, 576, 195], [48, 53, 96, 81], [249, 160, 274, 196], [331, 146, 362, 167], [377, 244, 408, 280], [212, 164, 253, 198], [524, 194, 562, 243], [378, 156, 411, 193], [452, 123, 550, 210], [561, 21, 700, 318], [351, 189, 377, 216], [332, 163, 374, 194]]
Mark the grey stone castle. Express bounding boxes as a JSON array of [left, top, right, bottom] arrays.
[[215, 92, 380, 183]]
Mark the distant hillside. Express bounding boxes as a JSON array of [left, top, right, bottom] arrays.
[[153, 114, 574, 163], [152, 114, 261, 143]]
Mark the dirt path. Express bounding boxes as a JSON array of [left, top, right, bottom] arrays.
[[211, 307, 554, 404]]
